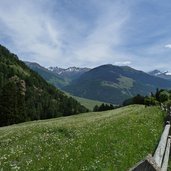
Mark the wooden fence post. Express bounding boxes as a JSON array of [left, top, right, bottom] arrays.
[[153, 124, 170, 167], [161, 136, 171, 171]]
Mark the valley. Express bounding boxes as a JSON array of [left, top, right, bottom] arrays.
[[26, 62, 171, 104]]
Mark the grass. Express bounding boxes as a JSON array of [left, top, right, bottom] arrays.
[[0, 105, 165, 171], [71, 95, 110, 111], [64, 91, 109, 111], [101, 76, 134, 90]]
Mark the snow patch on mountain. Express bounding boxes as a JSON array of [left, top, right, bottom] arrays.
[[48, 66, 91, 75], [148, 69, 171, 80], [165, 72, 171, 76]]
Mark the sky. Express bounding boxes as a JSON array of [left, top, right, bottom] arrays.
[[0, 0, 171, 71]]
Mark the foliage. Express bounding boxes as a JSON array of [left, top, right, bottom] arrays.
[[0, 44, 88, 126], [93, 103, 118, 112], [159, 90, 169, 103], [144, 97, 157, 106], [123, 94, 145, 106], [123, 89, 171, 107]]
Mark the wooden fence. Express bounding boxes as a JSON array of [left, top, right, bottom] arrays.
[[129, 105, 171, 171]]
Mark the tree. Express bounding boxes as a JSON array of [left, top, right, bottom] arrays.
[[159, 91, 169, 103], [133, 94, 145, 104], [0, 76, 26, 126], [93, 105, 99, 112], [155, 88, 160, 101], [93, 103, 115, 112]]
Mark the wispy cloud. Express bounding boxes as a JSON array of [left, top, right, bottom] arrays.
[[0, 0, 131, 68], [114, 61, 132, 66], [0, 0, 171, 71], [74, 2, 130, 66], [0, 0, 63, 65]]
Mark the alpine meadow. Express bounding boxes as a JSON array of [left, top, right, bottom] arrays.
[[1, 0, 171, 171], [0, 105, 165, 170]]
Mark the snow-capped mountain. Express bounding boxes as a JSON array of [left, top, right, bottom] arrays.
[[48, 66, 64, 75], [148, 70, 163, 76], [148, 70, 171, 80], [48, 66, 91, 80]]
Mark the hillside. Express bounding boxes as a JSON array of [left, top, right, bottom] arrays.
[[0, 105, 165, 170], [0, 45, 88, 126], [64, 64, 171, 104], [25, 61, 69, 88], [65, 92, 110, 111], [25, 62, 109, 110], [25, 62, 90, 87]]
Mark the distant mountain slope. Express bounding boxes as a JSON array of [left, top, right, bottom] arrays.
[[63, 64, 171, 104], [149, 69, 171, 80], [25, 61, 69, 88], [0, 45, 88, 126], [48, 66, 91, 80], [25, 62, 90, 88], [25, 61, 109, 108], [64, 91, 110, 111]]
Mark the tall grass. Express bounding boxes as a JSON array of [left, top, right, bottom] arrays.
[[0, 105, 165, 171]]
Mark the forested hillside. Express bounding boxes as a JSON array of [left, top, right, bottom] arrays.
[[0, 45, 88, 127]]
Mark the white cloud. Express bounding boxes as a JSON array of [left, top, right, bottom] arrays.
[[0, 0, 63, 66], [165, 44, 171, 48], [0, 0, 132, 68], [114, 61, 132, 66], [1, 0, 170, 71], [73, 1, 131, 66]]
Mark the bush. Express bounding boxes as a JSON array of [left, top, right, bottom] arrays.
[[159, 91, 169, 103]]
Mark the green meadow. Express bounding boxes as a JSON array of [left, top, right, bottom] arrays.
[[70, 95, 110, 111], [0, 105, 165, 171], [64, 91, 110, 111]]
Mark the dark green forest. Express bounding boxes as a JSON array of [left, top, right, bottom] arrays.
[[0, 45, 88, 126]]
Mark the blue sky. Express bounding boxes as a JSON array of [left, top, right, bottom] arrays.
[[0, 0, 171, 71]]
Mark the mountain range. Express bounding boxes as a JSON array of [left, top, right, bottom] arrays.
[[148, 69, 171, 80], [63, 65, 171, 104], [25, 62, 171, 104], [25, 61, 69, 88], [48, 66, 91, 80]]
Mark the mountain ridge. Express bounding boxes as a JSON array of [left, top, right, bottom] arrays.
[[48, 66, 91, 80], [25, 61, 69, 88], [148, 69, 171, 80], [63, 64, 171, 104], [24, 62, 171, 105]]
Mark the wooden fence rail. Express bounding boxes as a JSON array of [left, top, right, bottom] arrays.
[[153, 123, 170, 168], [161, 136, 171, 171], [129, 122, 171, 171]]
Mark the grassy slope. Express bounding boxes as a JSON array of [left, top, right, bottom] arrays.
[[64, 91, 110, 111], [0, 105, 165, 171], [70, 95, 110, 111]]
